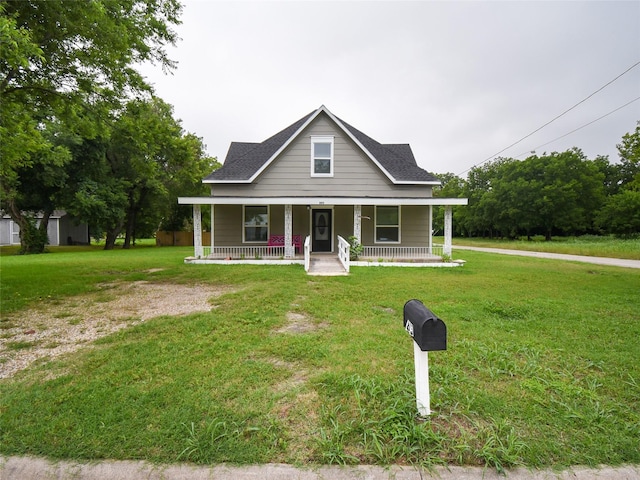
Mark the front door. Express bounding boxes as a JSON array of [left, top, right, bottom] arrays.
[[312, 209, 332, 252]]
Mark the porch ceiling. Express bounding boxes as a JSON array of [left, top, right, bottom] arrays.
[[178, 196, 468, 206]]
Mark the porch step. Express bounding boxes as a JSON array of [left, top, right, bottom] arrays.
[[307, 254, 348, 276]]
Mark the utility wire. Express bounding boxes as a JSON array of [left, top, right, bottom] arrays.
[[513, 96, 640, 159], [457, 60, 640, 176]]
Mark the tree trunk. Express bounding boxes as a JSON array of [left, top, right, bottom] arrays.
[[104, 230, 118, 250], [104, 219, 125, 250], [6, 198, 50, 254], [123, 211, 135, 249], [123, 188, 146, 248]]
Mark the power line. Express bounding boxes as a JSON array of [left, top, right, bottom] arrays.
[[513, 96, 640, 159], [457, 60, 640, 176]]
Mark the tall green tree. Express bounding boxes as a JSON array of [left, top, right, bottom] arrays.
[[458, 150, 605, 240], [433, 173, 467, 236], [0, 0, 181, 253], [101, 98, 217, 249], [596, 124, 640, 237], [462, 159, 511, 237], [499, 150, 604, 240], [616, 123, 640, 190]]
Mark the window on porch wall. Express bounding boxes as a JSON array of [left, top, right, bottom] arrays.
[[244, 205, 268, 242], [375, 206, 400, 243]]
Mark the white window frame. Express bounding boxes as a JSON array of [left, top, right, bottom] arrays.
[[243, 205, 269, 243], [310, 136, 334, 177], [374, 205, 401, 244]]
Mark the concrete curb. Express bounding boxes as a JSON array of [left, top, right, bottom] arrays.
[[1, 457, 639, 480]]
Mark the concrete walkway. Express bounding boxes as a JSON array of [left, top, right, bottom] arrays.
[[453, 246, 640, 269], [307, 254, 348, 276], [2, 456, 639, 480]]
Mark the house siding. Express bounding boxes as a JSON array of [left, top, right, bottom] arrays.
[[47, 219, 60, 246], [59, 216, 89, 245], [0, 219, 11, 245], [213, 205, 243, 246], [0, 216, 60, 245], [212, 203, 430, 248], [358, 205, 429, 246], [334, 206, 353, 244], [211, 113, 432, 198], [214, 205, 313, 246], [400, 206, 430, 246]]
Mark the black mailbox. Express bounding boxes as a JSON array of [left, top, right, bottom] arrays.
[[403, 299, 447, 351]]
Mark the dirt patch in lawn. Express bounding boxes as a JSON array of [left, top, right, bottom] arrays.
[[276, 310, 329, 335], [0, 281, 232, 379]]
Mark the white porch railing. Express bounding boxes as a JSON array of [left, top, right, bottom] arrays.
[[304, 235, 311, 272], [360, 244, 444, 261], [337, 235, 350, 273], [202, 245, 287, 259], [198, 242, 444, 263]]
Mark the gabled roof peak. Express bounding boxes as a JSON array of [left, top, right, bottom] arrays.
[[204, 106, 440, 185]]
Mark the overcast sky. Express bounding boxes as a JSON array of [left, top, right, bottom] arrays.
[[140, 0, 640, 176]]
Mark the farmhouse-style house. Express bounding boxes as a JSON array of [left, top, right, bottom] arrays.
[[178, 105, 467, 271]]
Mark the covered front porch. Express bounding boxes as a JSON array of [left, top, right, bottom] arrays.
[[178, 196, 466, 269]]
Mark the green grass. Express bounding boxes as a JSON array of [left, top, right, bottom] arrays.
[[0, 246, 639, 471], [451, 234, 640, 260]]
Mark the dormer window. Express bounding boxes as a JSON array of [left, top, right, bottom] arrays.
[[311, 136, 334, 177]]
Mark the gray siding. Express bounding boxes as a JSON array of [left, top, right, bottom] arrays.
[[0, 219, 12, 245], [214, 205, 312, 246], [399, 206, 430, 246], [292, 206, 310, 238], [211, 113, 432, 198], [361, 206, 376, 245], [45, 218, 59, 245], [0, 214, 90, 246], [212, 204, 431, 248], [358, 205, 429, 246], [60, 216, 89, 245], [213, 205, 243, 246], [334, 206, 353, 245]]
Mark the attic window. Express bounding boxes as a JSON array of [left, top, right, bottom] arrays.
[[311, 136, 334, 177]]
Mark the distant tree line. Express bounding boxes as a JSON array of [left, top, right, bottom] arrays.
[[434, 124, 640, 239], [1, 0, 219, 253]]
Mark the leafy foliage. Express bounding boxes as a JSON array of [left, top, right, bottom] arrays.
[[0, 0, 182, 252], [435, 126, 640, 239]]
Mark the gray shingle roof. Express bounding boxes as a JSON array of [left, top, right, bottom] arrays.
[[204, 110, 315, 182], [204, 107, 439, 184], [336, 118, 439, 182]]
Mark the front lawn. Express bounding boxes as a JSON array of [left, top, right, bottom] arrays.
[[0, 247, 638, 471]]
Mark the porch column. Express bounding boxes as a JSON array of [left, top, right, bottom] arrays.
[[284, 204, 294, 258], [428, 205, 433, 254], [353, 204, 362, 242], [443, 206, 452, 256], [193, 204, 203, 258], [210, 204, 215, 250]]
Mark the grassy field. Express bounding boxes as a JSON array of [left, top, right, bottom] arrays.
[[0, 245, 639, 471], [451, 235, 640, 260]]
